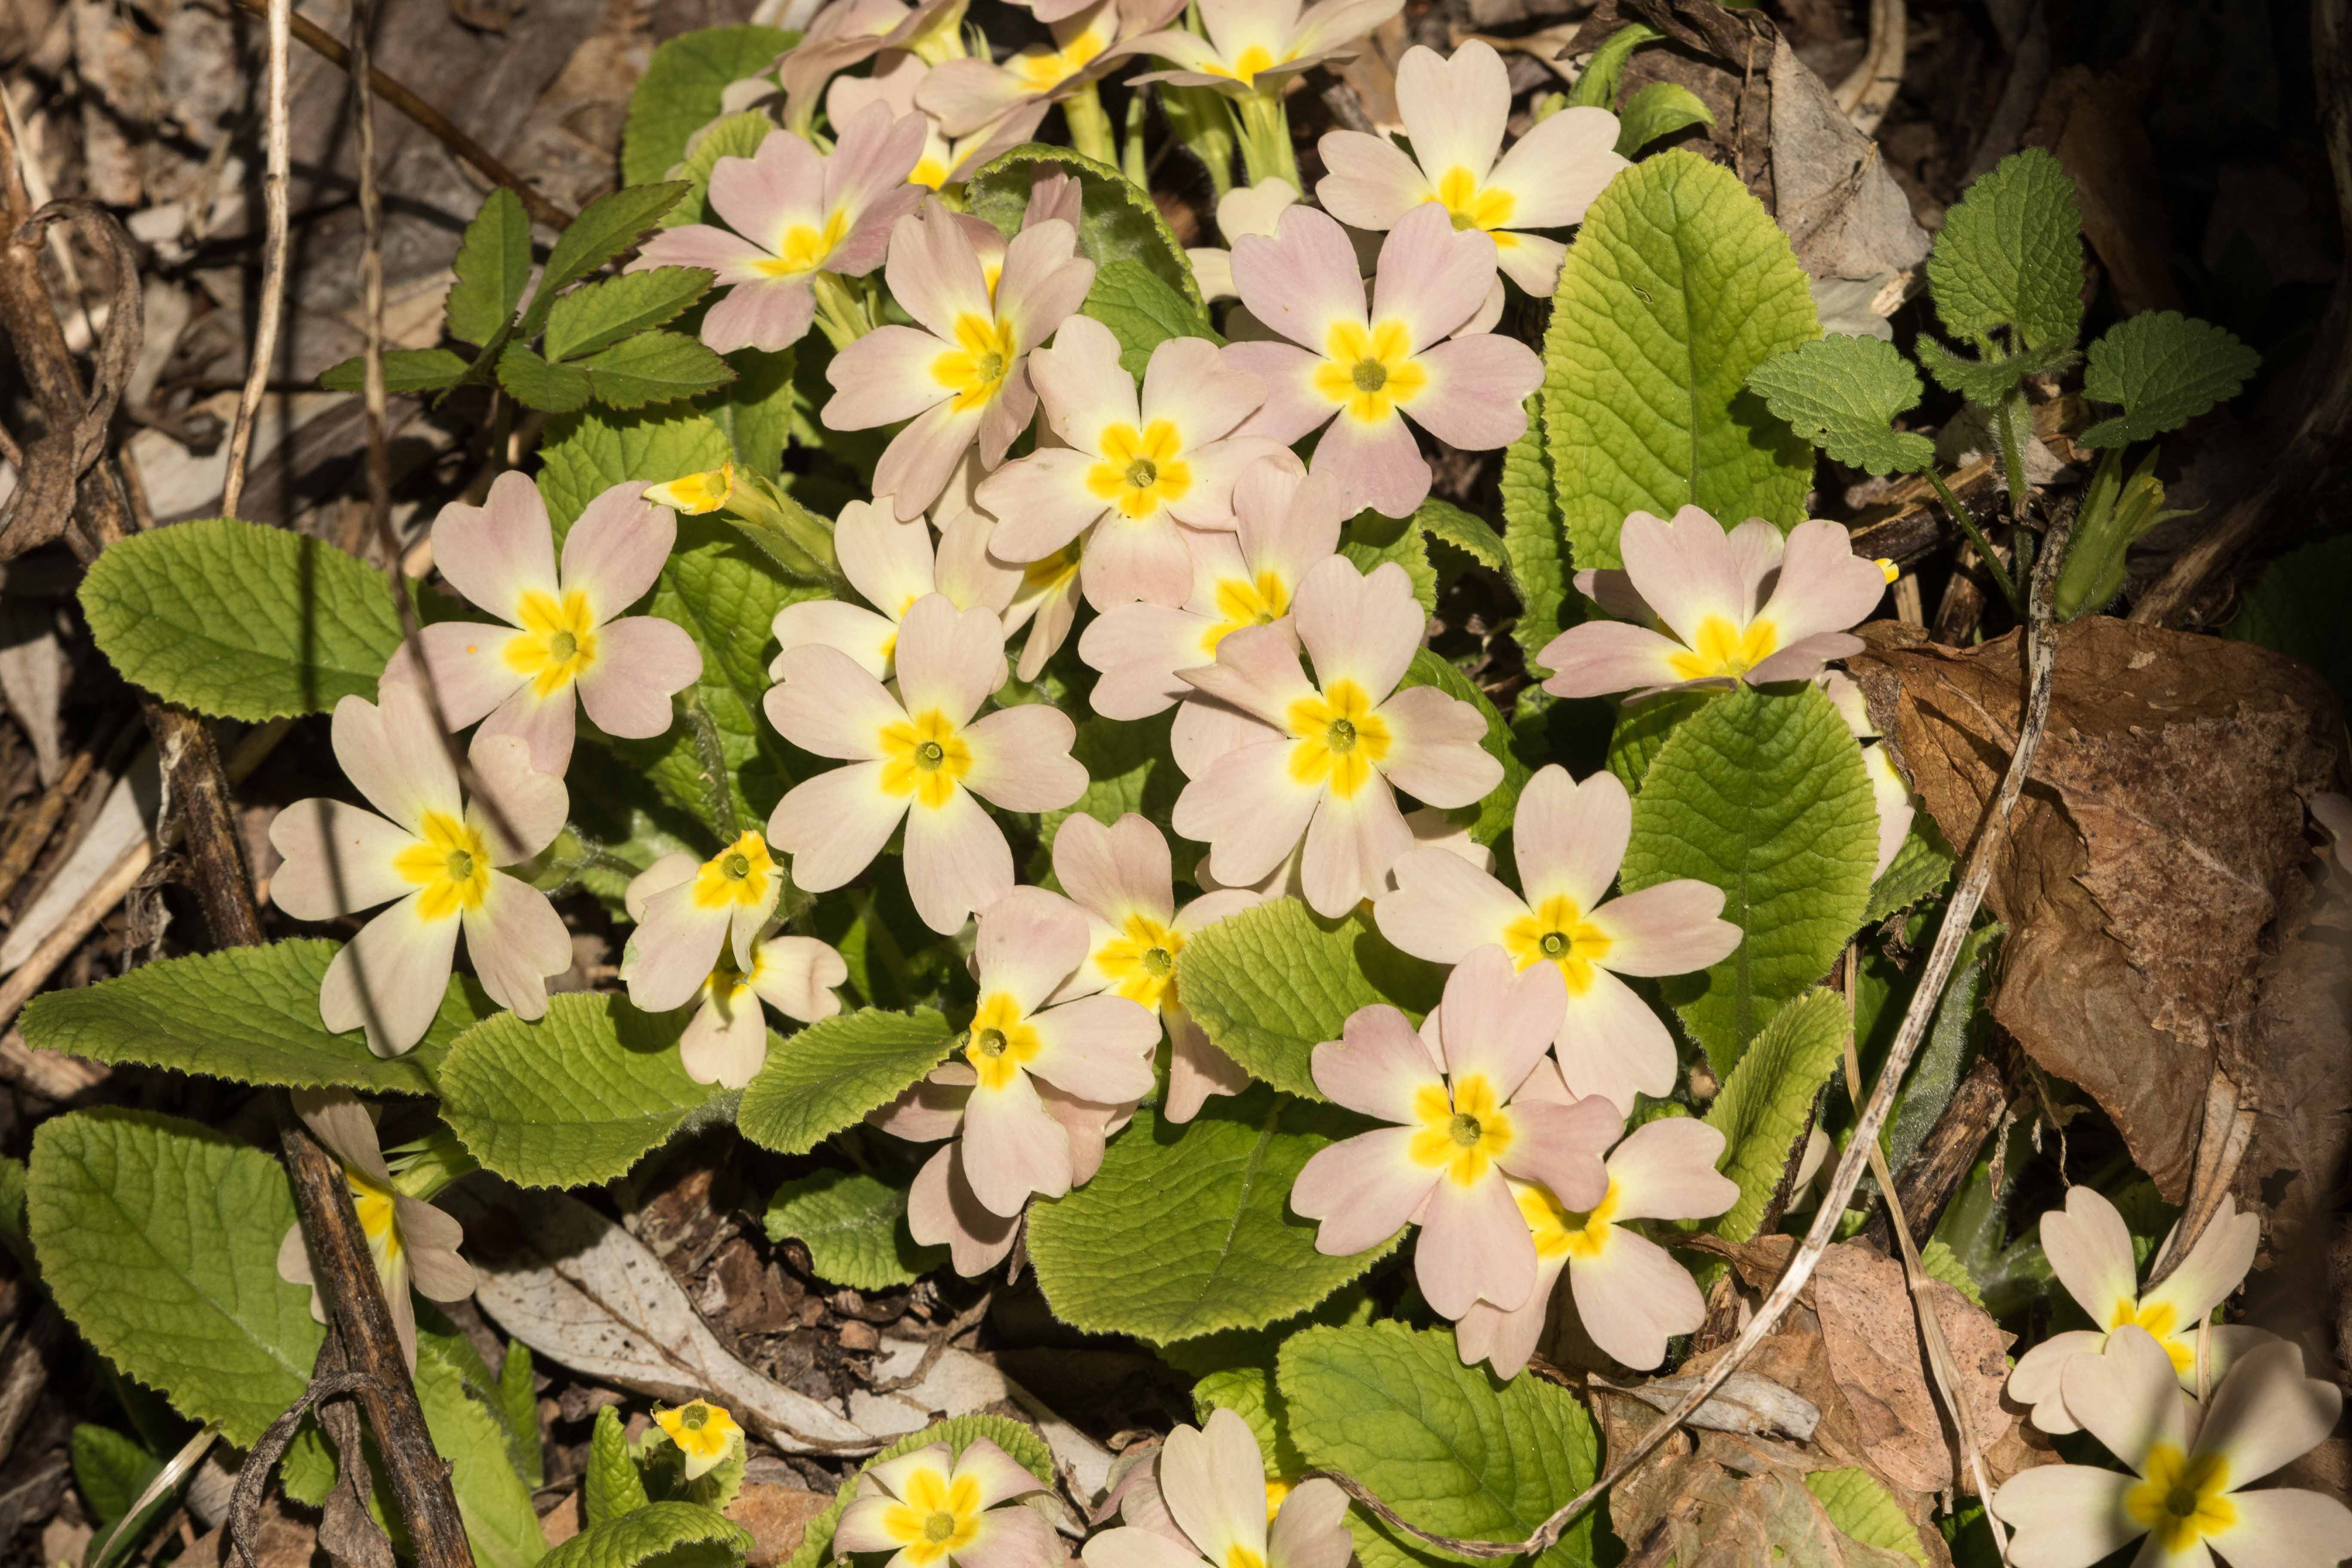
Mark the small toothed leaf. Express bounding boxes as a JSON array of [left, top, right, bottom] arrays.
[[1703, 989, 1850, 1242], [448, 188, 534, 347], [318, 347, 472, 394], [1927, 147, 2084, 352], [545, 269, 716, 362], [2078, 311, 2260, 448], [1613, 81, 1712, 156], [498, 342, 594, 413], [577, 331, 736, 411], [1745, 335, 1935, 476]]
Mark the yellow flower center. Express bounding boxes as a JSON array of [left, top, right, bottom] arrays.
[[878, 707, 974, 811], [933, 312, 1019, 413], [348, 1168, 403, 1267], [1206, 42, 1280, 86], [2125, 1445, 2235, 1555], [910, 155, 951, 190], [1202, 570, 1290, 656], [1226, 1549, 1266, 1568], [1011, 17, 1109, 92], [1409, 1074, 1514, 1186], [1094, 912, 1185, 1011], [1086, 420, 1194, 520], [965, 991, 1045, 1093], [1519, 1177, 1622, 1262], [392, 810, 493, 922], [646, 463, 734, 514], [1311, 319, 1428, 424], [655, 1400, 744, 1465], [2107, 1297, 2194, 1376], [1285, 679, 1392, 799], [1432, 165, 1517, 235], [880, 1468, 985, 1568], [759, 207, 852, 277], [502, 588, 600, 698], [1665, 615, 1779, 682], [1263, 1479, 1289, 1521], [691, 830, 777, 911], [1501, 893, 1614, 995]]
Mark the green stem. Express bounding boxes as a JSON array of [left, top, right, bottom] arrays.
[[1923, 465, 2024, 615], [1234, 88, 1300, 191], [1121, 88, 1150, 187], [1992, 392, 2030, 526], [681, 693, 741, 841], [1063, 81, 1119, 166], [810, 272, 870, 351]]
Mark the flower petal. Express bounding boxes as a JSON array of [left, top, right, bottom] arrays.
[[1080, 604, 1211, 719], [895, 592, 1007, 728], [1536, 622, 1694, 701], [1315, 129, 1432, 231], [963, 704, 1087, 812], [2141, 1193, 2259, 1326], [1142, 333, 1266, 451], [620, 888, 730, 1014], [751, 934, 849, 1025], [268, 800, 419, 921], [2008, 1329, 2106, 1436], [772, 600, 900, 681], [1267, 1479, 1354, 1568], [1402, 332, 1542, 452], [1290, 1126, 1430, 1256], [976, 885, 1090, 1011], [766, 643, 906, 759], [334, 683, 461, 836], [1311, 1002, 1441, 1122], [1172, 736, 1321, 892], [1308, 400, 1430, 519], [1223, 340, 1338, 447], [1568, 1225, 1704, 1369], [1987, 1465, 2142, 1568], [903, 784, 1015, 934], [1231, 205, 1366, 354], [826, 323, 959, 430], [1416, 1167, 1537, 1318], [1299, 775, 1412, 919], [576, 616, 700, 740], [1164, 1010, 1251, 1124], [463, 871, 572, 1020], [2060, 1324, 2193, 1475], [962, 1064, 1075, 1213], [476, 681, 578, 778], [1373, 684, 1501, 808], [433, 469, 558, 621], [1161, 1409, 1269, 1568], [1586, 881, 1738, 976], [1084, 1528, 1204, 1568], [874, 398, 989, 520], [1753, 518, 1888, 645], [1292, 554, 1422, 704], [2199, 1485, 2352, 1568], [398, 621, 525, 730], [320, 895, 460, 1057], [1485, 103, 1625, 230], [465, 730, 570, 863], [1372, 847, 1525, 965], [1455, 1252, 1566, 1382], [1029, 312, 1140, 451], [2040, 1185, 2142, 1329], [1081, 513, 1195, 609], [767, 762, 906, 891], [678, 988, 771, 1088], [1029, 993, 1160, 1102], [1434, 945, 1563, 1096], [1603, 1116, 1738, 1221], [2191, 1337, 2342, 1485], [1493, 1096, 1616, 1212], [975, 449, 1109, 563], [1618, 507, 1747, 648], [1369, 202, 1499, 355], [1555, 966, 1679, 1112], [953, 1437, 1045, 1509]]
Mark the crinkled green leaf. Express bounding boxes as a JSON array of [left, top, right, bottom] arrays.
[[1177, 899, 1444, 1102], [440, 993, 721, 1188], [763, 1168, 945, 1290], [1745, 335, 1934, 476], [279, 1427, 337, 1506], [543, 1501, 750, 1568], [1397, 649, 1525, 846], [1499, 397, 1576, 677], [1193, 1366, 1299, 1478], [1880, 922, 1997, 1182], [1161, 1283, 1375, 1378], [542, 405, 735, 530], [72, 1425, 162, 1527], [1622, 685, 1877, 1072], [499, 342, 595, 413], [2078, 311, 2260, 447], [577, 331, 735, 411], [1614, 81, 1712, 157], [966, 144, 1202, 306], [18, 938, 486, 1094], [416, 1341, 549, 1568], [701, 347, 797, 482], [1605, 690, 1715, 794], [588, 1406, 652, 1525], [738, 1008, 956, 1155], [320, 347, 472, 394], [80, 518, 403, 720], [783, 1418, 1053, 1568], [1414, 498, 1507, 571], [1543, 150, 1818, 572], [1914, 335, 2076, 408], [0, 1154, 26, 1267], [1278, 1322, 1600, 1568], [548, 269, 717, 362], [450, 188, 534, 348], [624, 26, 793, 188], [523, 183, 693, 340], [28, 1109, 318, 1447], [1340, 508, 1436, 612], [665, 112, 774, 230], [1806, 1469, 1931, 1568], [1702, 990, 1849, 1242], [1863, 815, 1955, 923], [1927, 147, 2083, 352], [1083, 259, 1219, 378], [1919, 1238, 1986, 1309], [1028, 1086, 1397, 1343], [497, 1342, 544, 1487]]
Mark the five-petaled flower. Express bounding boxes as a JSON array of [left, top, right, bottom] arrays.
[[830, 53, 1049, 195], [1291, 946, 1622, 1320], [631, 105, 927, 354], [1317, 40, 1625, 297], [1539, 507, 1890, 701], [765, 593, 1086, 935], [270, 681, 571, 1057], [653, 1399, 746, 1481], [386, 472, 702, 777], [1225, 202, 1543, 518], [824, 198, 1096, 518], [1991, 1327, 2352, 1568], [977, 315, 1283, 609], [836, 1438, 1061, 1568], [918, 0, 1185, 141], [1083, 1407, 1355, 1568], [1374, 764, 1740, 1112], [1120, 0, 1403, 97], [1170, 554, 1501, 918]]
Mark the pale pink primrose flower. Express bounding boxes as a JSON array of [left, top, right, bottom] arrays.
[[1317, 41, 1625, 297], [1991, 1328, 2352, 1568], [829, 52, 1050, 193], [630, 106, 925, 355], [1083, 1409, 1354, 1568], [276, 1089, 474, 1372], [977, 316, 1285, 609], [269, 683, 571, 1057], [1373, 764, 1739, 1113], [763, 594, 1085, 934], [1538, 506, 1890, 700], [1291, 946, 1620, 1320], [1456, 1078, 1737, 1376], [1118, 0, 1404, 97], [1186, 177, 1302, 303], [921, 449, 1081, 684], [918, 0, 1186, 139], [2007, 1186, 2275, 1437], [824, 199, 1095, 518], [1821, 671, 1914, 878], [1049, 813, 1262, 1123], [769, 494, 1011, 680], [777, 0, 969, 133], [835, 1437, 1062, 1568], [1194, 793, 1493, 903], [384, 472, 702, 777], [1170, 554, 1500, 918], [1225, 202, 1541, 518]]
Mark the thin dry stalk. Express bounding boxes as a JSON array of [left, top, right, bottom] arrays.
[[348, 0, 390, 545], [220, 0, 292, 520]]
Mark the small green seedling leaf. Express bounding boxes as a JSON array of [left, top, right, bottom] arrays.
[[763, 1169, 946, 1290], [586, 1406, 652, 1525], [449, 187, 535, 347], [542, 1500, 750, 1568], [2078, 310, 2260, 448], [521, 182, 692, 339], [1412, 496, 1508, 571], [736, 1008, 957, 1155], [413, 1342, 549, 1568], [1927, 146, 2084, 352], [578, 331, 736, 411], [1614, 81, 1713, 157], [546, 268, 717, 362], [1499, 399, 1576, 676], [499, 342, 594, 413], [1745, 334, 1935, 475], [1703, 990, 1850, 1242], [319, 347, 472, 394], [1567, 21, 1663, 110]]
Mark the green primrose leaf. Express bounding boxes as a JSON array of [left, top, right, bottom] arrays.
[[1863, 815, 1956, 924], [576, 331, 736, 411], [543, 1500, 751, 1568], [1544, 150, 1819, 572], [1397, 649, 1526, 846], [499, 342, 595, 413], [78, 517, 403, 720], [71, 1426, 162, 1527], [496, 1342, 544, 1487], [1621, 685, 1877, 1075], [783, 1418, 1054, 1568], [18, 938, 489, 1093], [2078, 311, 2260, 448], [414, 1341, 550, 1568], [1927, 146, 2084, 352], [1606, 690, 1716, 794], [1806, 1469, 1932, 1567], [523, 183, 694, 340], [698, 346, 798, 483], [665, 112, 774, 230], [1341, 508, 1437, 612], [28, 1109, 319, 1448], [546, 269, 717, 362], [1613, 81, 1714, 157], [763, 1168, 946, 1290], [450, 188, 535, 347], [319, 346, 473, 394], [1499, 397, 1578, 677], [965, 144, 1203, 306], [1027, 1086, 1400, 1343], [1744, 335, 1936, 475], [0, 1155, 27, 1268], [1919, 1237, 1987, 1309], [1278, 1321, 1602, 1568], [438, 993, 721, 1189], [737, 1008, 957, 1156], [588, 1406, 652, 1525], [541, 405, 734, 531], [1193, 1366, 1299, 1478], [1413, 497, 1507, 572], [1081, 258, 1220, 377], [1176, 899, 1444, 1102], [623, 25, 794, 188], [1703, 989, 1850, 1242]]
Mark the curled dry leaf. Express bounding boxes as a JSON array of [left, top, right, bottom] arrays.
[[1848, 619, 2346, 1197]]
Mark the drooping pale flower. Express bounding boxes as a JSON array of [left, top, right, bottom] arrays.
[[778, 0, 969, 132], [764, 594, 1086, 934], [1170, 555, 1501, 918], [1079, 456, 1341, 720], [1119, 0, 1404, 97], [2008, 1186, 2275, 1437], [1538, 508, 1891, 700], [918, 0, 1186, 138], [630, 107, 924, 354], [836, 1439, 1060, 1568], [270, 683, 571, 1057], [1292, 946, 1620, 1319], [619, 840, 847, 1088], [1991, 1328, 2352, 1568], [823, 199, 1096, 518], [1050, 813, 1262, 1123], [1187, 177, 1301, 302], [1225, 202, 1542, 518], [652, 1399, 746, 1481], [1317, 41, 1624, 297], [386, 472, 702, 776], [1084, 1409, 1354, 1568], [976, 316, 1283, 609], [1456, 1080, 1738, 1376], [769, 494, 1013, 680], [1821, 671, 1914, 878], [1373, 765, 1740, 1113], [829, 51, 1049, 192]]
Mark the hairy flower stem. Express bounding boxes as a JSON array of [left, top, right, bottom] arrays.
[[1063, 81, 1119, 166], [811, 273, 873, 352], [1235, 89, 1301, 191]]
